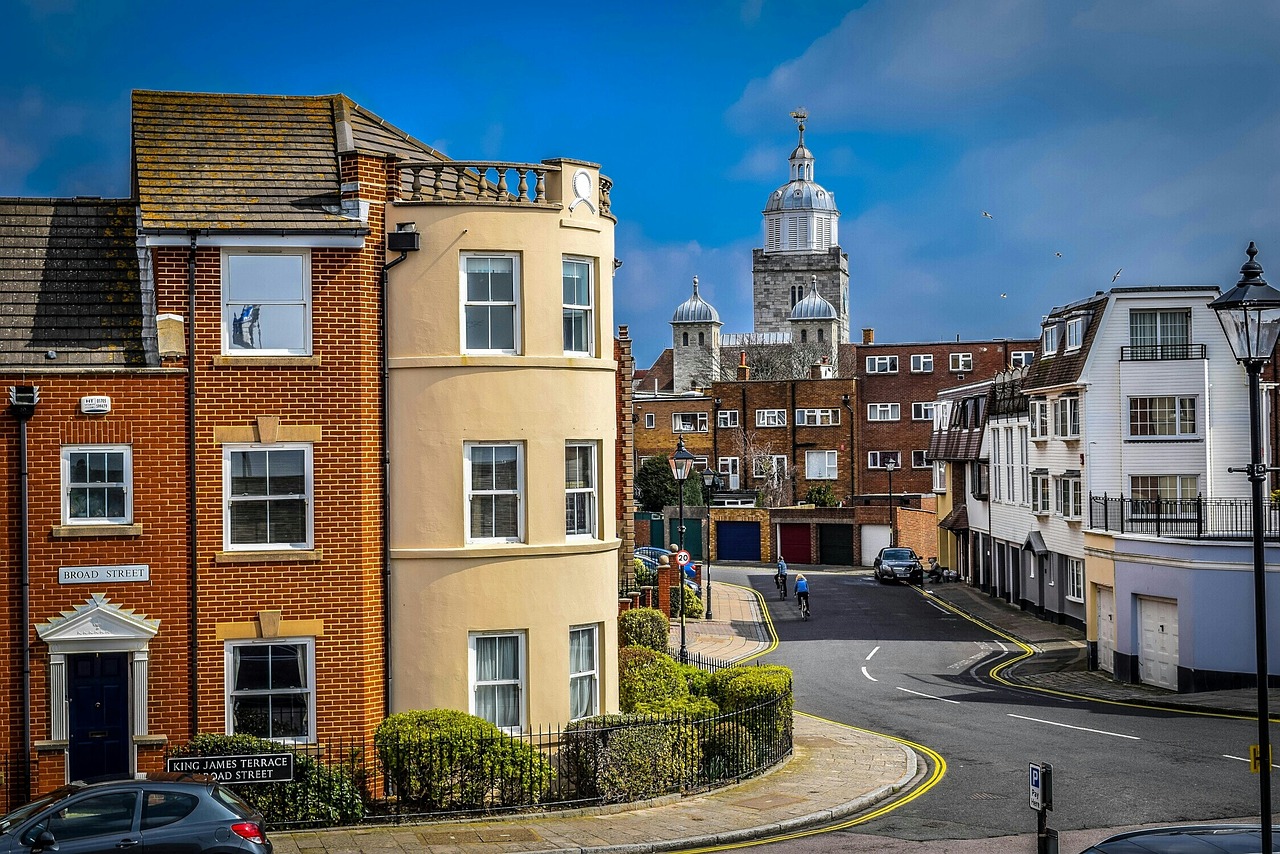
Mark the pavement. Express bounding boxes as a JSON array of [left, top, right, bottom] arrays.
[[273, 567, 1277, 854]]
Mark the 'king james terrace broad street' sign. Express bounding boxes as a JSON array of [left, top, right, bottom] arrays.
[[166, 753, 294, 783]]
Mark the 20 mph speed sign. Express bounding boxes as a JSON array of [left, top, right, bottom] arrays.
[[675, 550, 691, 566]]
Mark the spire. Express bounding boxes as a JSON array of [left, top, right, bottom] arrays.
[[790, 107, 807, 148]]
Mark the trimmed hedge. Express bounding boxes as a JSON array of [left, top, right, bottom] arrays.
[[168, 733, 364, 827], [374, 709, 550, 811], [700, 721, 758, 780], [708, 665, 794, 744], [676, 662, 712, 698], [559, 714, 702, 802], [618, 646, 687, 713], [633, 694, 719, 718], [618, 607, 668, 652], [634, 558, 657, 587], [669, 588, 704, 619]]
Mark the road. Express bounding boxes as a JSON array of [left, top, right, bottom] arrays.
[[725, 567, 1265, 852]]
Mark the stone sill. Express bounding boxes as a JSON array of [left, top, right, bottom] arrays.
[[51, 524, 142, 538], [211, 356, 322, 367], [215, 549, 323, 564]]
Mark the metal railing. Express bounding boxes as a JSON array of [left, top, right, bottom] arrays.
[[1089, 494, 1280, 539], [166, 695, 791, 830], [1119, 343, 1207, 361]]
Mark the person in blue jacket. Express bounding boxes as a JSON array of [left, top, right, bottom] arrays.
[[795, 573, 810, 614], [775, 556, 788, 598]]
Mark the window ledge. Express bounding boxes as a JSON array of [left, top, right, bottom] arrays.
[[134, 734, 167, 746], [216, 549, 324, 564], [51, 524, 142, 538], [34, 740, 68, 753], [212, 356, 321, 367]]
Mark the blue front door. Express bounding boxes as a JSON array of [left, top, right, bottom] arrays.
[[68, 652, 129, 781]]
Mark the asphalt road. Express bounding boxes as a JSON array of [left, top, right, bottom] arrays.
[[726, 566, 1266, 852]]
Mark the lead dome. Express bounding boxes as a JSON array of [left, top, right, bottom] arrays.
[[671, 276, 720, 324], [790, 277, 836, 320]]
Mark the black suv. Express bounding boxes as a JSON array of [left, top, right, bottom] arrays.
[[873, 547, 924, 584], [0, 773, 272, 854]]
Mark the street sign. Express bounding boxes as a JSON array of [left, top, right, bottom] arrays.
[[1030, 762, 1053, 811], [167, 752, 294, 784], [675, 550, 691, 566]]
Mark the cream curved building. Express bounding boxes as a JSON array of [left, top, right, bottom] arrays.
[[385, 158, 620, 729]]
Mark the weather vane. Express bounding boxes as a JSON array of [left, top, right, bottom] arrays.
[[790, 107, 808, 145]]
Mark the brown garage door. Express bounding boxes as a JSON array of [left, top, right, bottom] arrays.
[[778, 523, 811, 564]]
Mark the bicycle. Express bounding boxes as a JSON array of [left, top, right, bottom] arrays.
[[775, 572, 788, 599], [798, 592, 810, 620]]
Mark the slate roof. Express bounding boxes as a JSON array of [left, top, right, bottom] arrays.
[[637, 348, 675, 392], [0, 198, 154, 367], [132, 90, 442, 233], [1021, 293, 1109, 392]]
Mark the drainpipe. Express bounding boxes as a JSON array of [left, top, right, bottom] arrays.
[[380, 225, 418, 715], [11, 384, 39, 803], [186, 232, 199, 737]]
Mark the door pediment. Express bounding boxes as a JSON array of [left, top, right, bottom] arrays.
[[38, 594, 159, 653]]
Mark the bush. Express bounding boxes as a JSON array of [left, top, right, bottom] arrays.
[[559, 714, 702, 802], [374, 709, 550, 811], [669, 588, 704, 619], [633, 694, 719, 718], [619, 608, 668, 652], [634, 557, 657, 587], [677, 662, 712, 698], [618, 646, 686, 713], [168, 733, 364, 827], [804, 484, 838, 507], [700, 721, 759, 780], [708, 665, 794, 746]]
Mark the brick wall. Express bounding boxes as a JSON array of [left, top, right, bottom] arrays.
[[896, 496, 938, 561]]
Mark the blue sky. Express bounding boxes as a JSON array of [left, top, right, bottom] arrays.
[[5, 1, 1280, 369]]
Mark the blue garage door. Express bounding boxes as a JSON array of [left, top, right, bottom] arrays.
[[717, 521, 761, 561]]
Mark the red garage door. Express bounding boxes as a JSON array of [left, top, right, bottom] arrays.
[[778, 523, 812, 564]]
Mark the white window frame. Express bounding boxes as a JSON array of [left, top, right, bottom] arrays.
[[644, 412, 655, 429], [949, 352, 974, 372], [1010, 351, 1035, 367], [1128, 396, 1198, 438], [469, 631, 526, 733], [753, 454, 788, 484], [565, 442, 597, 539], [62, 444, 132, 525], [1065, 317, 1086, 350], [866, 355, 899, 374], [756, 409, 787, 428], [910, 353, 934, 373], [796, 408, 840, 426], [805, 450, 838, 480], [1066, 558, 1085, 603], [933, 461, 947, 492], [1019, 427, 1030, 503], [569, 624, 599, 721], [465, 442, 525, 543], [911, 450, 929, 469], [223, 443, 313, 551], [224, 636, 316, 744], [1031, 474, 1051, 514], [911, 402, 934, 421], [718, 456, 740, 489], [221, 249, 312, 356], [672, 412, 709, 433], [1030, 400, 1050, 439], [1055, 476, 1083, 519], [991, 429, 1002, 501], [562, 257, 594, 356], [462, 253, 521, 355], [1043, 325, 1060, 355], [717, 409, 739, 428], [868, 450, 901, 469], [1053, 397, 1081, 439], [867, 403, 900, 422]]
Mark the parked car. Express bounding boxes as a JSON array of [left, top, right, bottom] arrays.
[[1078, 824, 1277, 852], [873, 547, 924, 584], [0, 773, 272, 854]]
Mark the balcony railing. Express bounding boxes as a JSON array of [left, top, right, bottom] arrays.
[[1119, 343, 1207, 361], [395, 160, 611, 215], [1089, 494, 1280, 540]]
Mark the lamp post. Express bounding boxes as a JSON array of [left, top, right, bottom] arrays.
[[702, 468, 718, 620], [1210, 241, 1280, 851], [885, 458, 899, 547], [670, 437, 696, 663]]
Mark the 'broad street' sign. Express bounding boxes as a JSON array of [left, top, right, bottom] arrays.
[[166, 753, 294, 784]]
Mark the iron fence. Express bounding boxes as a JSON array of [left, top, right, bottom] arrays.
[[166, 694, 791, 830], [1089, 494, 1280, 540]]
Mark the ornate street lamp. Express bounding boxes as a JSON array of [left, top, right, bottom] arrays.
[[1210, 241, 1280, 851], [670, 437, 696, 663], [885, 458, 899, 547], [702, 468, 719, 620]]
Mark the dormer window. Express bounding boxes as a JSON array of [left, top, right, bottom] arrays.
[[1043, 325, 1060, 355], [1066, 317, 1086, 350]]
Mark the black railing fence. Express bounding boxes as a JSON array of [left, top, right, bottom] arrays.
[[165, 695, 792, 830], [1089, 494, 1280, 540]]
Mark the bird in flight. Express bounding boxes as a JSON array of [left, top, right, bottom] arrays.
[[1055, 252, 1063, 258], [1000, 293, 1008, 298], [982, 211, 994, 219], [1112, 268, 1123, 282]]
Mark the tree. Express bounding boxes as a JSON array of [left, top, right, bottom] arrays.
[[722, 427, 795, 509], [636, 455, 704, 513], [720, 335, 831, 382]]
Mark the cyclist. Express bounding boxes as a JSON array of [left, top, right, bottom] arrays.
[[775, 556, 788, 598], [795, 573, 810, 617]]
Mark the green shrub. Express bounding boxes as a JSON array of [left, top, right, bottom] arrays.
[[634, 558, 657, 587], [168, 733, 364, 827], [669, 588, 704, 619], [559, 714, 702, 802], [618, 608, 668, 652], [633, 694, 719, 718], [804, 484, 838, 507], [677, 662, 712, 698], [618, 646, 686, 713], [708, 665, 794, 746], [373, 709, 550, 811]]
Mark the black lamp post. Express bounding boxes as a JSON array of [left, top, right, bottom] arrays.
[[1210, 241, 1280, 851], [670, 437, 696, 663], [702, 468, 718, 620], [885, 458, 899, 547]]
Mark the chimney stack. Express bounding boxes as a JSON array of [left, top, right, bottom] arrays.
[[737, 351, 751, 382], [862, 327, 875, 345]]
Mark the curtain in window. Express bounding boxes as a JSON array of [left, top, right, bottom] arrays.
[[569, 628, 597, 720], [476, 636, 520, 729], [231, 643, 308, 739], [1130, 311, 1157, 349]]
